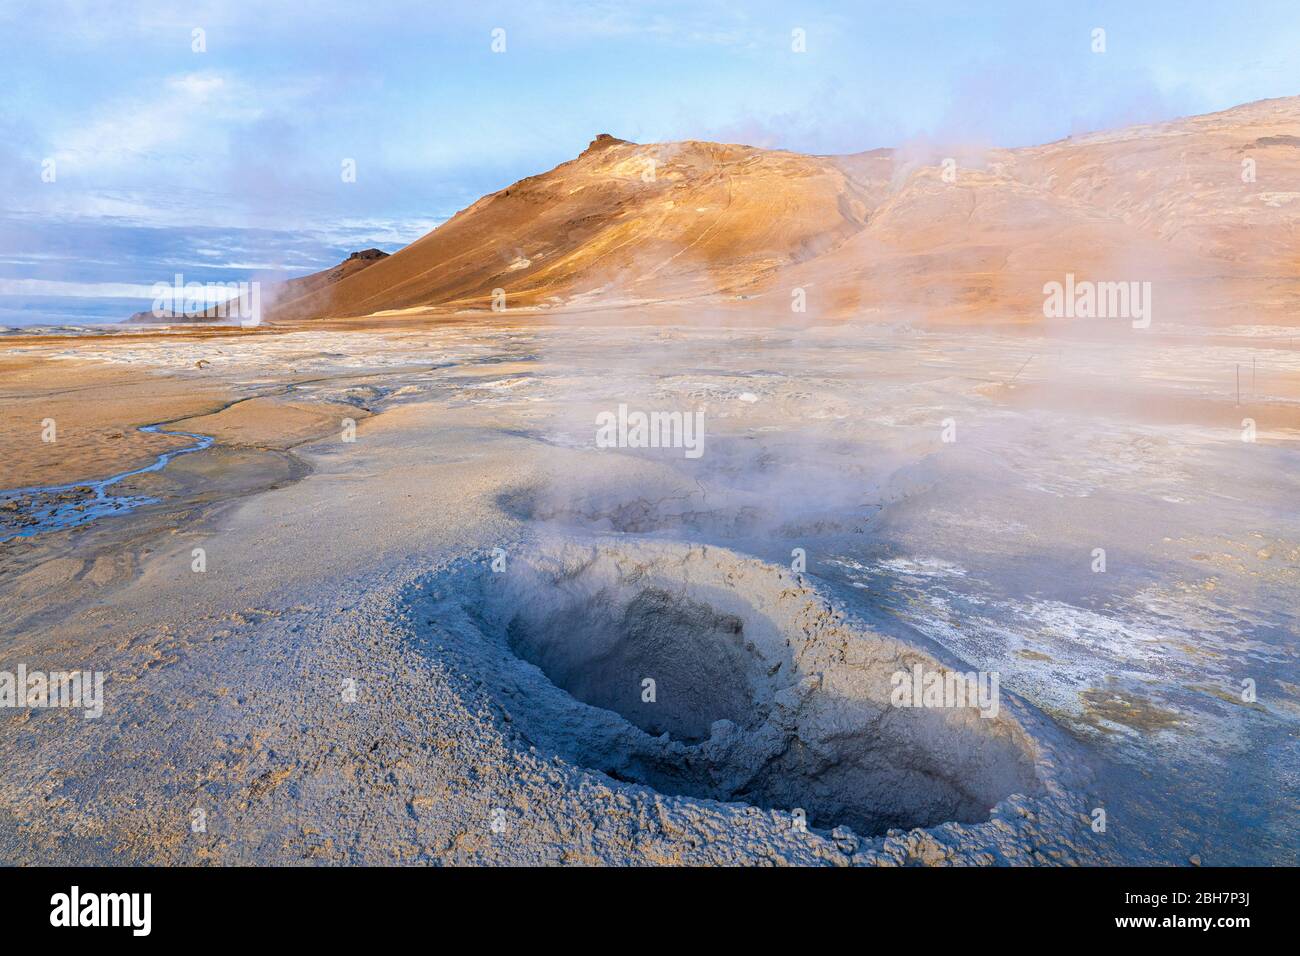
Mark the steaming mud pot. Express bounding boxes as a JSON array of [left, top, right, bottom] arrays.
[[498, 433, 927, 541], [402, 535, 1102, 859], [2, 319, 1295, 864]]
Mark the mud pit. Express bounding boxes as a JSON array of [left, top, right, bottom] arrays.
[[497, 443, 937, 542], [411, 537, 1046, 835], [507, 586, 755, 742]]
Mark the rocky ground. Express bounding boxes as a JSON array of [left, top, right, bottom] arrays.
[[0, 316, 1296, 865]]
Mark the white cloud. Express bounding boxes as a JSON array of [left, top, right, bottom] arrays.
[[0, 278, 163, 298], [50, 71, 241, 173]]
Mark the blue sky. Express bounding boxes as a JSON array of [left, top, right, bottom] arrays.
[[1, 0, 1298, 324]]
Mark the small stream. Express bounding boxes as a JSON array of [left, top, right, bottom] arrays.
[[0, 423, 214, 542]]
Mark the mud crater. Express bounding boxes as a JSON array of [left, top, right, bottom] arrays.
[[409, 537, 1044, 836], [499, 449, 940, 541], [507, 586, 758, 742], [499, 485, 859, 539]]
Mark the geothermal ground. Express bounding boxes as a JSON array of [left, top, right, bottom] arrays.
[[0, 312, 1296, 865]]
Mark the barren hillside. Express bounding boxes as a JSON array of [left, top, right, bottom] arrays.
[[268, 97, 1300, 327]]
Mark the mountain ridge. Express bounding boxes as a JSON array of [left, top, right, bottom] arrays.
[[153, 95, 1300, 328]]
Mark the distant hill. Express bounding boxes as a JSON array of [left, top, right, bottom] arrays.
[[127, 249, 389, 324]]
